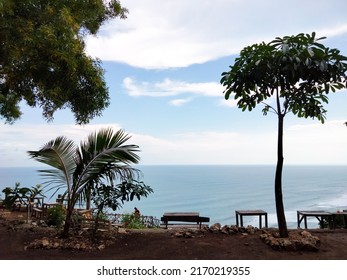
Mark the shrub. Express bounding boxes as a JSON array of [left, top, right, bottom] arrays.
[[121, 213, 145, 229], [47, 205, 65, 228]]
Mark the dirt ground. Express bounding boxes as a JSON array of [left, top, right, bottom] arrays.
[[1, 210, 347, 260]]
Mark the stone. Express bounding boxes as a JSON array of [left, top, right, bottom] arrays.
[[174, 231, 184, 238], [209, 223, 221, 233], [230, 225, 239, 233], [41, 238, 50, 247], [118, 228, 127, 234], [221, 225, 230, 234], [98, 244, 106, 250], [281, 239, 296, 251], [246, 225, 257, 234], [301, 230, 312, 238]]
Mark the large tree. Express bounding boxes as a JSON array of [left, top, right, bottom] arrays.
[[0, 0, 127, 124], [221, 32, 347, 237], [28, 128, 151, 238]]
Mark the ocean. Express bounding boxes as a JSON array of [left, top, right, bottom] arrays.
[[1, 165, 346, 229]]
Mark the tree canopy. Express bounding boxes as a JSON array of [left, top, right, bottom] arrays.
[[221, 32, 347, 123], [0, 0, 128, 124]]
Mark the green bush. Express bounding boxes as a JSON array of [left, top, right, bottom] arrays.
[[47, 205, 65, 228], [121, 213, 145, 229], [320, 214, 346, 229]]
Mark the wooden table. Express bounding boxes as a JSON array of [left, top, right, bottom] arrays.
[[235, 210, 268, 228], [297, 210, 333, 229]]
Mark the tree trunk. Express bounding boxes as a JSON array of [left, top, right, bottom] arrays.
[[275, 113, 288, 238], [61, 200, 74, 238]]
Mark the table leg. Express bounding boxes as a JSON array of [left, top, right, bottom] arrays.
[[304, 216, 307, 229], [259, 215, 262, 229], [265, 213, 268, 228], [236, 212, 239, 227]]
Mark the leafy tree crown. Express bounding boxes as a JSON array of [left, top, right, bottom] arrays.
[[0, 0, 128, 124], [221, 32, 347, 123]]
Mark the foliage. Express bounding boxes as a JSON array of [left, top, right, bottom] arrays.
[[27, 127, 149, 237], [91, 181, 152, 232], [0, 0, 128, 124], [221, 32, 347, 237], [221, 32, 347, 122], [2, 182, 32, 210], [29, 184, 46, 201], [1, 183, 46, 210], [91, 181, 153, 212], [47, 205, 66, 229], [121, 213, 146, 229], [320, 214, 346, 229]]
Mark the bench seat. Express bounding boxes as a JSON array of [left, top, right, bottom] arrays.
[[160, 212, 210, 229]]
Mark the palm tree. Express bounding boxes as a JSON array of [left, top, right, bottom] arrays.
[[28, 128, 143, 237]]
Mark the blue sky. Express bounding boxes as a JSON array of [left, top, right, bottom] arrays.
[[1, 0, 347, 167]]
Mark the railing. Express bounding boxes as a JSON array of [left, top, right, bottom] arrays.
[[108, 213, 161, 228]]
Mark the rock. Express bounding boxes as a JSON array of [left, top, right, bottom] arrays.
[[246, 225, 257, 234], [209, 223, 221, 233], [281, 239, 296, 251], [238, 226, 246, 233], [259, 233, 269, 241], [268, 237, 281, 250], [260, 230, 321, 252], [300, 240, 319, 252], [230, 225, 239, 233], [98, 244, 106, 250], [41, 238, 50, 247], [221, 225, 230, 234], [300, 230, 312, 238], [118, 228, 127, 234], [174, 231, 184, 238]]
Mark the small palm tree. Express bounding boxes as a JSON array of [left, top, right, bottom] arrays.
[[28, 127, 144, 237]]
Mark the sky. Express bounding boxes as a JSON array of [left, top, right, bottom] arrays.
[[1, 0, 347, 167]]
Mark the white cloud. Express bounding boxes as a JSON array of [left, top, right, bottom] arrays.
[[123, 77, 223, 103], [85, 0, 347, 69], [0, 123, 122, 167], [284, 120, 347, 164], [169, 98, 192, 106], [1, 119, 347, 167]]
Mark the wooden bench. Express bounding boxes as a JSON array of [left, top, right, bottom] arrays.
[[32, 207, 44, 218], [80, 218, 112, 232], [160, 212, 210, 229]]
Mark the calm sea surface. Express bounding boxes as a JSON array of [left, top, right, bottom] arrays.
[[1, 165, 346, 228]]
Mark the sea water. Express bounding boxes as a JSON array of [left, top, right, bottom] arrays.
[[1, 165, 346, 229]]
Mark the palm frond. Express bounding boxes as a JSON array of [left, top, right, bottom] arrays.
[[73, 128, 141, 196], [27, 136, 77, 193]]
